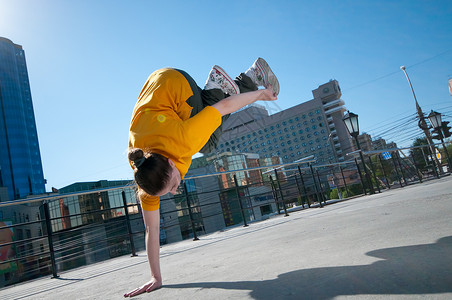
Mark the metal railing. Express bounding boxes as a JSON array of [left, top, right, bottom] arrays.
[[0, 143, 449, 287]]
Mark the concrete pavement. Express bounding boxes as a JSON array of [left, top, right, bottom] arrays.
[[1, 176, 452, 299]]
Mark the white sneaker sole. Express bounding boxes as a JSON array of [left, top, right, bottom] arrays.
[[213, 65, 240, 95], [255, 57, 279, 96]]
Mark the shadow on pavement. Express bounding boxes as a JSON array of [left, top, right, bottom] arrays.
[[165, 236, 452, 299]]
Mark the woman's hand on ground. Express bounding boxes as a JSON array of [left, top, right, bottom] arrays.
[[124, 278, 162, 297]]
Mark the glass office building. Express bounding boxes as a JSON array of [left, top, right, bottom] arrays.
[[0, 37, 45, 200]]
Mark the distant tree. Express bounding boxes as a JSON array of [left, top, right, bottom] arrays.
[[410, 137, 430, 171], [370, 154, 392, 184]]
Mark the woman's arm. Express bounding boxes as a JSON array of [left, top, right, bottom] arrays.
[[124, 209, 162, 297], [212, 86, 277, 116]]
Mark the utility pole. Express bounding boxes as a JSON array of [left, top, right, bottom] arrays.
[[400, 66, 442, 174]]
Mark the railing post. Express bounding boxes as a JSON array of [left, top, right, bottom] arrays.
[[122, 191, 137, 256], [410, 152, 424, 183], [339, 166, 349, 196], [316, 170, 326, 205], [183, 182, 199, 241], [43, 202, 59, 278], [233, 175, 249, 226], [378, 154, 391, 189], [391, 152, 403, 187], [354, 158, 367, 195], [368, 156, 381, 193], [297, 166, 310, 208], [396, 151, 408, 185], [269, 175, 281, 215], [273, 170, 289, 217], [309, 164, 323, 208]]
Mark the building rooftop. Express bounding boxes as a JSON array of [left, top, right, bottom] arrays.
[[2, 176, 451, 299]]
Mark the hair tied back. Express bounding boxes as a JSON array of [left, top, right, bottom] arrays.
[[133, 157, 146, 169]]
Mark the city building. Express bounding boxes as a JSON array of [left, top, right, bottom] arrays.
[[372, 137, 387, 150], [213, 80, 354, 165], [357, 133, 373, 152], [0, 37, 45, 201], [19, 180, 146, 274]]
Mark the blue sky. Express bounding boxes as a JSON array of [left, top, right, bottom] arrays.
[[1, 0, 451, 191]]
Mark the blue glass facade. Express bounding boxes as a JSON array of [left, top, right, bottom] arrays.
[[0, 37, 45, 200]]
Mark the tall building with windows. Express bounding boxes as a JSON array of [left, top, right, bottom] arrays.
[[214, 80, 354, 165], [0, 37, 45, 200]]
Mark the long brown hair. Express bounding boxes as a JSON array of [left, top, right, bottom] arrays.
[[128, 148, 171, 196]]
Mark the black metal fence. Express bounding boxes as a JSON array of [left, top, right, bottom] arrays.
[[0, 144, 449, 288]]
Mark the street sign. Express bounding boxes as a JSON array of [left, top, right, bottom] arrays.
[[382, 152, 392, 160], [436, 148, 442, 163]]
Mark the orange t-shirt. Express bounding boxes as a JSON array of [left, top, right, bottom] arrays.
[[128, 68, 222, 211]]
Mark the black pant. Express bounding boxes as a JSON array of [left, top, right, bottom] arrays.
[[176, 69, 257, 154]]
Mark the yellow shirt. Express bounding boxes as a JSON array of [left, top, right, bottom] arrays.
[[129, 68, 222, 211]]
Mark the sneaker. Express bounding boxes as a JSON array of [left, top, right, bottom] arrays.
[[204, 65, 240, 95], [245, 57, 279, 96]]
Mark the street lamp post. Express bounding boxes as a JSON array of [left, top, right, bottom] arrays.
[[400, 66, 442, 174], [342, 111, 375, 194], [427, 110, 452, 171]]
